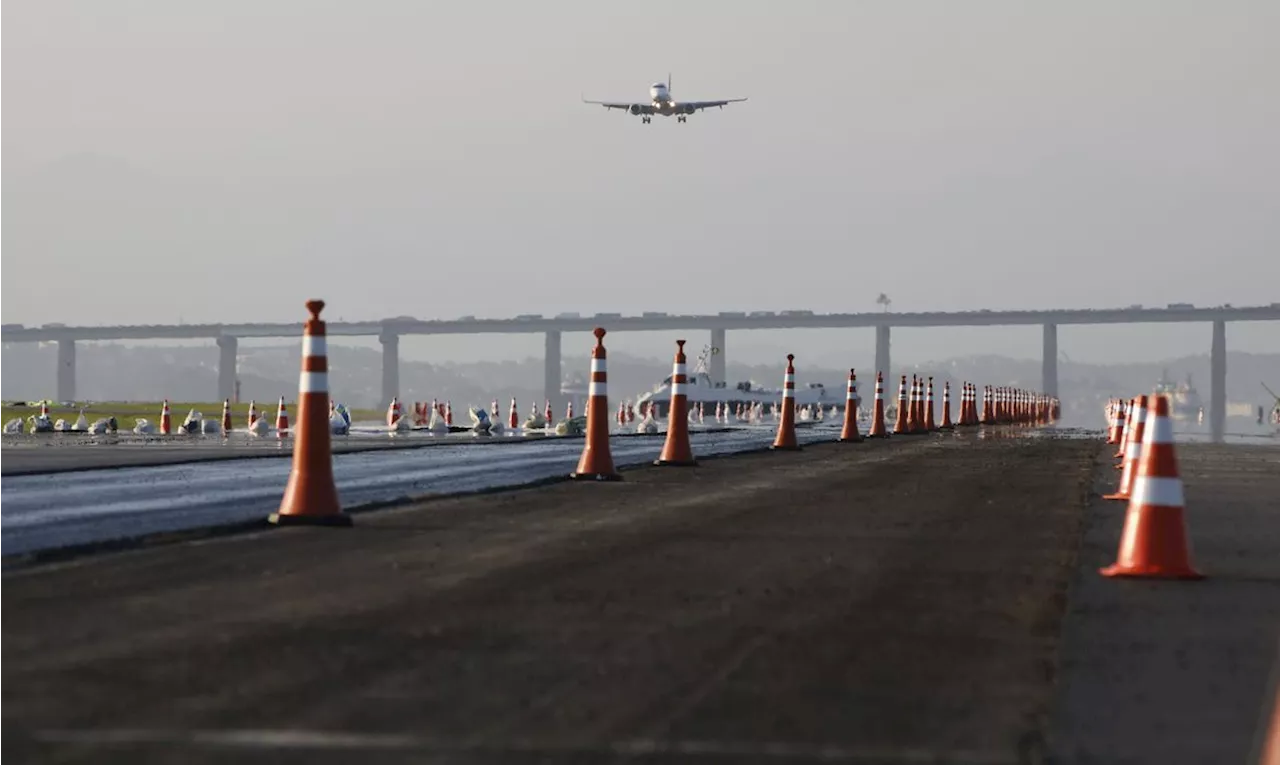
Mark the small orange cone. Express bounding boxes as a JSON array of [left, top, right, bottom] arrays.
[[159, 399, 172, 435], [655, 340, 698, 466], [571, 328, 621, 480], [1105, 394, 1149, 500], [867, 372, 889, 438], [221, 398, 232, 436], [275, 396, 289, 438], [771, 354, 801, 451], [839, 368, 863, 443], [1101, 394, 1202, 579], [939, 381, 954, 430], [247, 400, 258, 427], [386, 397, 402, 427], [269, 300, 350, 527], [980, 386, 995, 425]]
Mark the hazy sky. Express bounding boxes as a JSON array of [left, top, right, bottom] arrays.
[[3, 0, 1278, 366]]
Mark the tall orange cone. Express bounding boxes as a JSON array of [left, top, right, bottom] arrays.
[[839, 368, 863, 443], [509, 398, 519, 430], [1115, 396, 1136, 458], [221, 398, 232, 435], [570, 328, 621, 480], [159, 399, 172, 435], [892, 375, 910, 435], [655, 340, 697, 466], [771, 354, 801, 450], [1101, 394, 1202, 579], [867, 372, 889, 438], [269, 300, 350, 527], [1105, 394, 1149, 500], [924, 377, 937, 431], [247, 400, 258, 427], [939, 381, 954, 430]]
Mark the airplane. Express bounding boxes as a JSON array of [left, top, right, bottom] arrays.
[[582, 74, 747, 124]]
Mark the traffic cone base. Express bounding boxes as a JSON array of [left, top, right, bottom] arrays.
[[268, 511, 353, 527], [1099, 506, 1202, 579]]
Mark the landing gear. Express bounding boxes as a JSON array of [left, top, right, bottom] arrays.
[[641, 116, 651, 124], [677, 115, 687, 123]]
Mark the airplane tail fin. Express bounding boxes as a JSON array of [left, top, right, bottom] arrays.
[[668, 72, 672, 93]]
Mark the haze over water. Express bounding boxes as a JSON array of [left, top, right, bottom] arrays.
[[4, 1, 1278, 367]]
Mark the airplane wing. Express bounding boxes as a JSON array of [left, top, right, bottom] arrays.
[[681, 98, 748, 112], [582, 98, 653, 114]]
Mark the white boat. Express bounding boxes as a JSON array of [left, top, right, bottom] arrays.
[[633, 346, 845, 418]]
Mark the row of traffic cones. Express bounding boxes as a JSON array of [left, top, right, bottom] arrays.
[[266, 305, 1066, 526], [142, 397, 291, 437], [1099, 392, 1202, 580]]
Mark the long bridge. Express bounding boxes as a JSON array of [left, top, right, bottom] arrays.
[[4, 303, 1279, 441]]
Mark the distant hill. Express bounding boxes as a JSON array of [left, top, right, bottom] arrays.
[[4, 341, 1277, 428]]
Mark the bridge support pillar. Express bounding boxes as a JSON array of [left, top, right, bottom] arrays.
[[544, 330, 562, 413], [217, 336, 238, 402], [1210, 319, 1226, 443], [710, 328, 726, 385], [56, 339, 76, 402], [874, 324, 891, 384], [380, 331, 400, 407], [1041, 323, 1058, 398]]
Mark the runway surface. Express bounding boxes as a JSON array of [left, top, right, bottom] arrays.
[[2, 422, 842, 558], [4, 432, 1091, 763], [3, 435, 1276, 764]]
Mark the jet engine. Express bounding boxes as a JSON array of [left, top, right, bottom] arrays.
[[629, 104, 642, 115]]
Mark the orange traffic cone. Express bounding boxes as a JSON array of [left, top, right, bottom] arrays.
[[1254, 685, 1280, 765], [571, 328, 620, 480], [867, 372, 889, 438], [159, 399, 172, 435], [221, 398, 232, 435], [275, 396, 289, 438], [246, 400, 258, 427], [892, 375, 910, 435], [1101, 394, 1202, 579], [269, 300, 350, 526], [771, 354, 801, 450], [655, 340, 697, 466], [1105, 394, 1149, 500], [1104, 400, 1118, 442], [386, 397, 402, 427], [924, 377, 937, 431], [1115, 397, 1136, 458], [839, 368, 863, 443], [939, 381, 954, 430]]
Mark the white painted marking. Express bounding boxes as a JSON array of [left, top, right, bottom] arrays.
[[673, 363, 688, 376], [590, 359, 607, 373], [588, 382, 608, 397], [670, 382, 687, 396], [784, 374, 795, 384], [298, 371, 328, 393], [1130, 475, 1185, 508], [302, 335, 326, 357]]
